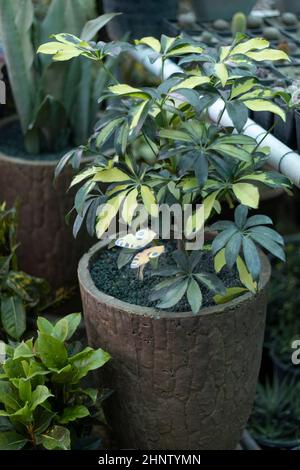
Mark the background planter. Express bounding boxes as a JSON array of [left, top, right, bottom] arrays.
[[102, 0, 179, 39], [191, 0, 256, 22], [0, 118, 91, 289], [276, 0, 300, 14], [79, 241, 271, 450]]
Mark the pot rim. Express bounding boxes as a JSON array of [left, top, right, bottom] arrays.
[[78, 239, 271, 320]]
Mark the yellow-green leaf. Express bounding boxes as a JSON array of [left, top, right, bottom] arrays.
[[214, 248, 226, 273], [214, 63, 228, 87], [230, 78, 257, 99], [141, 185, 158, 217], [136, 36, 161, 53], [168, 44, 203, 56], [214, 287, 248, 304], [96, 192, 128, 239], [246, 49, 290, 62], [185, 206, 204, 237], [237, 256, 257, 293], [171, 75, 210, 91], [122, 188, 138, 224], [130, 101, 149, 131], [243, 99, 286, 121], [230, 38, 269, 56], [232, 182, 259, 209], [204, 190, 221, 221], [37, 42, 82, 61], [92, 168, 130, 183], [108, 84, 150, 100]]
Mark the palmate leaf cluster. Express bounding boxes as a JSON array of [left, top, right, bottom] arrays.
[[38, 24, 292, 313], [0, 313, 110, 450]]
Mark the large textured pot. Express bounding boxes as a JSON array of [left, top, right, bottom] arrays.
[[102, 0, 179, 40], [79, 240, 271, 450], [191, 0, 256, 21], [0, 117, 90, 288]]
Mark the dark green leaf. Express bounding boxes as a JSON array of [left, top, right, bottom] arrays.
[[1, 296, 26, 340], [187, 278, 202, 314], [242, 237, 261, 280]]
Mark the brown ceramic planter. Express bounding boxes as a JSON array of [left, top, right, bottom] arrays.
[[78, 240, 271, 450], [0, 117, 91, 288]]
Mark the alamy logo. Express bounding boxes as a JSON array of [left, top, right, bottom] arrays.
[[291, 340, 300, 365]]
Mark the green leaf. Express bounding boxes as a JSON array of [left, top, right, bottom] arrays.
[[0, 431, 27, 450], [249, 232, 286, 261], [122, 188, 138, 224], [93, 168, 130, 183], [212, 225, 238, 254], [61, 313, 82, 340], [36, 333, 68, 370], [242, 237, 261, 281], [214, 287, 248, 305], [234, 204, 249, 229], [157, 278, 189, 309], [0, 381, 20, 411], [159, 129, 192, 142], [37, 317, 54, 336], [232, 183, 259, 209], [96, 118, 124, 148], [80, 12, 120, 41], [52, 318, 69, 342], [230, 78, 257, 99], [70, 348, 111, 380], [96, 191, 128, 239], [1, 296, 26, 340], [30, 385, 53, 411], [243, 99, 286, 121], [19, 379, 32, 403], [108, 84, 151, 100], [225, 232, 242, 268], [226, 101, 248, 133], [0, 0, 34, 132], [246, 49, 289, 62], [214, 63, 228, 87], [214, 249, 226, 273], [58, 405, 89, 424], [13, 341, 34, 360], [230, 38, 269, 56], [41, 426, 71, 450], [141, 185, 158, 217], [237, 256, 257, 293], [136, 36, 161, 53], [187, 279, 202, 314], [194, 273, 226, 294], [171, 76, 210, 91]]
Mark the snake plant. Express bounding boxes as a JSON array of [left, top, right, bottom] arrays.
[[0, 0, 117, 154]]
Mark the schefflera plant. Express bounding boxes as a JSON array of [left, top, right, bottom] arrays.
[[0, 313, 110, 450], [38, 31, 291, 313]]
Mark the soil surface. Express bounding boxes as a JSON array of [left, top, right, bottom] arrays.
[[90, 246, 241, 312]]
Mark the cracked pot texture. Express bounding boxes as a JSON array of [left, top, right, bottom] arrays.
[[78, 240, 271, 450], [0, 117, 91, 288]]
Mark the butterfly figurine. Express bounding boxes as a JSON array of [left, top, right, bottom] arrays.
[[115, 228, 157, 250], [130, 246, 165, 269]]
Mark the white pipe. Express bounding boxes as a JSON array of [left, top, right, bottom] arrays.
[[131, 48, 300, 188]]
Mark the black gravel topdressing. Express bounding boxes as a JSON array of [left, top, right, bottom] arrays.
[[90, 247, 242, 312], [0, 121, 70, 162]]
